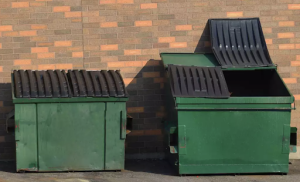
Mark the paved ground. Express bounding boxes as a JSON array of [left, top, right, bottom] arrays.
[[0, 160, 300, 182]]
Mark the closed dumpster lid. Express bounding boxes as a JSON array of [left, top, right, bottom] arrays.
[[209, 18, 274, 68], [168, 64, 230, 98], [12, 70, 127, 98]]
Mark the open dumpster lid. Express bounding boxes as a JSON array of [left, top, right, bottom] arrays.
[[12, 70, 128, 98], [168, 64, 230, 98], [209, 18, 274, 68]]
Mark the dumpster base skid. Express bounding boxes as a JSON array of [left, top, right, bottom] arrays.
[[179, 164, 289, 175]]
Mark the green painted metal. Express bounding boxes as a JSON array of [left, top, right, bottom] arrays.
[[162, 52, 295, 175], [160, 53, 219, 67], [15, 104, 38, 171], [37, 103, 106, 171], [15, 101, 126, 172], [13, 97, 128, 104], [105, 102, 126, 170]]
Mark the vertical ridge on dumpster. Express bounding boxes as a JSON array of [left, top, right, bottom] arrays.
[[35, 71, 45, 97], [102, 70, 116, 97], [81, 70, 94, 97], [48, 70, 60, 98], [13, 70, 22, 98], [27, 70, 38, 98], [19, 70, 30, 98]]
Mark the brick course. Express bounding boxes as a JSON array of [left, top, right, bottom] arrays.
[[0, 0, 300, 160]]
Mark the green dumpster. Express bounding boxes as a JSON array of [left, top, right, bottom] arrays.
[[12, 70, 128, 172], [161, 18, 297, 175]]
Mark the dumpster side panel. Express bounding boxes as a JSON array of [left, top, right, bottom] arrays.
[[105, 102, 126, 170], [178, 109, 291, 174], [37, 103, 105, 171], [15, 104, 38, 172]]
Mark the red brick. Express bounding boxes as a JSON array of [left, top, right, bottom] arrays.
[[279, 44, 294, 49], [291, 61, 300, 66], [283, 78, 297, 84], [127, 107, 144, 113], [143, 72, 160, 78], [65, 12, 81, 18], [265, 39, 272, 45], [82, 11, 99, 17], [54, 41, 72, 47], [14, 59, 31, 66], [144, 129, 162, 136], [297, 55, 300, 60], [0, 66, 2, 72], [124, 49, 141, 55], [37, 42, 54, 47], [72, 52, 83, 58], [100, 0, 116, 4], [31, 47, 48, 53], [37, 53, 55, 59], [135, 21, 152, 27], [288, 4, 300, 9], [31, 24, 47, 30], [176, 25, 192, 31], [117, 0, 134, 4], [102, 56, 118, 62], [53, 6, 70, 12], [100, 22, 118, 27], [295, 95, 300, 100], [141, 3, 157, 9], [19, 30, 37, 37], [0, 43, 1, 49], [107, 62, 125, 67], [158, 37, 175, 43], [38, 64, 55, 70], [101, 44, 118, 51], [263, 28, 272, 34], [0, 25, 12, 32], [296, 44, 300, 49], [124, 61, 144, 67], [56, 64, 73, 69], [12, 2, 29, 8], [279, 21, 295, 27], [170, 42, 187, 48], [278, 32, 295, 38], [30, 2, 46, 7], [227, 11, 243, 17], [3, 31, 19, 37], [154, 78, 165, 83]]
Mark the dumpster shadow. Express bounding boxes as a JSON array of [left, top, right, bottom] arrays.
[[0, 161, 16, 173], [124, 59, 166, 159], [125, 159, 176, 176], [194, 20, 212, 54], [0, 83, 16, 173]]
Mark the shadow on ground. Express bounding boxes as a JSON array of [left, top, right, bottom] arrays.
[[125, 159, 176, 176]]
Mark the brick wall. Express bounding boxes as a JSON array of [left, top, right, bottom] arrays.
[[0, 0, 300, 160]]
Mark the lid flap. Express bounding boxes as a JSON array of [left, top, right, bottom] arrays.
[[209, 18, 274, 68], [12, 70, 128, 98], [168, 65, 230, 98]]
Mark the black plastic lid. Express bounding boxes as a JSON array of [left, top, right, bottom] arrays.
[[13, 70, 128, 98], [168, 65, 230, 98], [209, 18, 274, 68]]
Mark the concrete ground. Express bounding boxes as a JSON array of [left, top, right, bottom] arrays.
[[0, 160, 300, 182]]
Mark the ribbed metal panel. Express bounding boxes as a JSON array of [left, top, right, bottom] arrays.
[[209, 18, 274, 68], [67, 70, 127, 98], [13, 70, 70, 98], [13, 70, 127, 98], [168, 65, 230, 98]]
